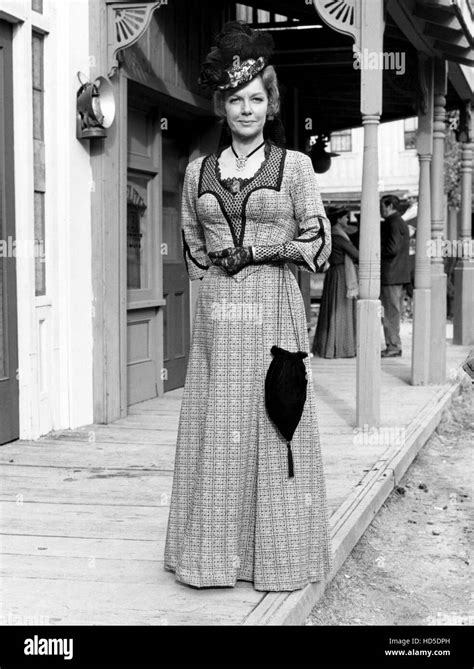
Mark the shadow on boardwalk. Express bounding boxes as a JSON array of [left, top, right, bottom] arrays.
[[0, 323, 471, 625]]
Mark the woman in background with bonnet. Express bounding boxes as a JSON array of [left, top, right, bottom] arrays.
[[312, 206, 359, 359]]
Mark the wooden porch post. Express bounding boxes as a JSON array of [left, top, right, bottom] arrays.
[[355, 2, 384, 426], [412, 55, 434, 386], [429, 58, 447, 383], [448, 207, 458, 241], [356, 107, 382, 425], [453, 102, 474, 345], [313, 0, 384, 425]]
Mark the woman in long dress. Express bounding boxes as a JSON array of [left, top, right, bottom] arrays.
[[312, 207, 359, 359], [164, 21, 333, 592]]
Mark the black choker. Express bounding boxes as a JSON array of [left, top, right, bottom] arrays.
[[231, 140, 265, 170]]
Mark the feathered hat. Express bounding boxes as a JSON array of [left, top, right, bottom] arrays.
[[199, 20, 274, 92]]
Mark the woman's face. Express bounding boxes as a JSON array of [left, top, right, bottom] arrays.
[[338, 214, 349, 228], [224, 76, 269, 141]]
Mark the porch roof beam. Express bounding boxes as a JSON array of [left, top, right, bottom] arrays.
[[389, 0, 474, 72], [423, 21, 470, 47], [416, 0, 474, 38], [387, 0, 436, 56], [433, 40, 474, 65], [414, 3, 460, 25], [448, 61, 474, 101]]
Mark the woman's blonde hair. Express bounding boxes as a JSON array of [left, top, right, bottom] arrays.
[[213, 65, 280, 121]]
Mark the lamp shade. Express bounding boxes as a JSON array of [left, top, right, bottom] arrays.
[[76, 72, 116, 140]]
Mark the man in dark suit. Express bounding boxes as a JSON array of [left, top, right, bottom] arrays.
[[380, 195, 411, 357]]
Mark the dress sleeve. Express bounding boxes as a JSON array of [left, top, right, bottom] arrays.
[[181, 160, 209, 281], [287, 152, 332, 273]]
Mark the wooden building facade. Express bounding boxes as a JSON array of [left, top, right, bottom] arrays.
[[0, 0, 472, 442], [90, 0, 473, 427], [88, 0, 234, 422]]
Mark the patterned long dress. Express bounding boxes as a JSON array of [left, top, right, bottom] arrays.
[[164, 139, 333, 592]]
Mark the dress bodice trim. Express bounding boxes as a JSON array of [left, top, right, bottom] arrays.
[[197, 140, 287, 247], [215, 141, 272, 193]]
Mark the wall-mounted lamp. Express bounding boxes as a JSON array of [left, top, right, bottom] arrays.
[[76, 72, 116, 140]]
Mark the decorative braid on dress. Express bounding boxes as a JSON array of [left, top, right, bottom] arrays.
[[251, 224, 327, 270]]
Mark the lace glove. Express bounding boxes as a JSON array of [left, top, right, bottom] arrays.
[[208, 246, 253, 276]]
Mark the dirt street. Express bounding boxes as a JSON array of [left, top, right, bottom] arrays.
[[306, 381, 473, 626]]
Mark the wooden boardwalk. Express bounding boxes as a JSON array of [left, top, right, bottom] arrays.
[[0, 324, 471, 625]]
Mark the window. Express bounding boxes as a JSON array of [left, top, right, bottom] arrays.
[[236, 4, 254, 22], [404, 117, 417, 150], [235, 4, 293, 23], [32, 0, 43, 13], [126, 178, 149, 291], [32, 31, 46, 296], [330, 129, 352, 153]]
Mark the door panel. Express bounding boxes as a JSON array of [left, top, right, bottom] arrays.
[[126, 168, 161, 405], [162, 126, 190, 391], [0, 21, 19, 444], [126, 87, 193, 401], [127, 308, 157, 406], [126, 99, 163, 406]]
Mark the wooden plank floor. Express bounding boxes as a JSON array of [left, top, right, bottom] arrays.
[[0, 323, 471, 625]]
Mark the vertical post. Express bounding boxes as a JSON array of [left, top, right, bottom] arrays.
[[412, 55, 434, 385], [453, 102, 474, 345], [448, 207, 458, 241], [429, 59, 447, 383], [89, 0, 129, 422], [356, 0, 384, 427]]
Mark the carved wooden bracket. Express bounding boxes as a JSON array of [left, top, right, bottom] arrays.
[[312, 0, 359, 44], [313, 0, 384, 115], [106, 1, 165, 77]]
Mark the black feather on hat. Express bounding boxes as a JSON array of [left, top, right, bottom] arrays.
[[199, 20, 274, 91]]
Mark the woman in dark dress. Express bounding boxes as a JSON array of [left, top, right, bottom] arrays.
[[312, 206, 359, 358]]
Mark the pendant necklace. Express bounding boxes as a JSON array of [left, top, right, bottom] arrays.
[[229, 140, 265, 194], [231, 140, 265, 171]]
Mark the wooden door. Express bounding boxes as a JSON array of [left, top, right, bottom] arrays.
[[162, 117, 192, 391], [126, 104, 163, 406], [0, 21, 19, 444]]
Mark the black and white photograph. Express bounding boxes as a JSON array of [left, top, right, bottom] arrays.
[[0, 0, 473, 663]]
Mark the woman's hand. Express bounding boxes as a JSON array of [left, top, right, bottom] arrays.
[[208, 246, 253, 276]]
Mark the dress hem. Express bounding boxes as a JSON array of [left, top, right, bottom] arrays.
[[164, 562, 329, 593]]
